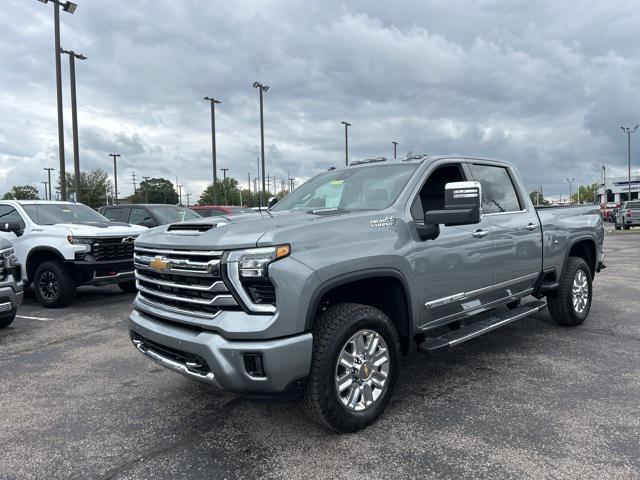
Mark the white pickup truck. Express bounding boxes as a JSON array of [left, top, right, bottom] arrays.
[[0, 201, 146, 307]]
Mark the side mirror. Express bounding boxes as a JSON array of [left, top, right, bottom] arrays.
[[267, 196, 278, 209], [423, 181, 482, 227], [0, 222, 24, 237]]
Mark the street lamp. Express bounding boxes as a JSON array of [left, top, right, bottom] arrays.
[[203, 96, 221, 204], [220, 168, 229, 205], [60, 48, 86, 203], [253, 82, 269, 207], [109, 153, 120, 204], [44, 168, 54, 201], [35, 0, 78, 201], [392, 141, 398, 159], [566, 177, 575, 204], [341, 121, 351, 166], [621, 125, 639, 202]]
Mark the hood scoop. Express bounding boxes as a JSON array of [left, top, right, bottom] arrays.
[[166, 223, 222, 234]]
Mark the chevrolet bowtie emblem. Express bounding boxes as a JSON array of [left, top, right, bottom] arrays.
[[149, 256, 170, 272]]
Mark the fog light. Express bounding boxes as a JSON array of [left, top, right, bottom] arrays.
[[243, 353, 265, 377]]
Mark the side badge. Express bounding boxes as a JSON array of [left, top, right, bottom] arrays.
[[369, 216, 398, 230]]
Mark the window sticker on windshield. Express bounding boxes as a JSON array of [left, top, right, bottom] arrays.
[[62, 209, 71, 213], [330, 180, 344, 185]]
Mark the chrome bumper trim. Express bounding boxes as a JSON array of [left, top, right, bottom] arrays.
[[89, 270, 134, 285], [0, 301, 13, 312], [136, 294, 222, 320]]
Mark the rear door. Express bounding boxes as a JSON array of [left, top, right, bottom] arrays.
[[468, 162, 542, 299]]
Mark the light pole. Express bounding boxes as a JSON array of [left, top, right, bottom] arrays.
[[253, 82, 269, 207], [566, 177, 575, 204], [41, 181, 49, 200], [36, 0, 78, 201], [109, 153, 120, 204], [392, 141, 398, 159], [203, 96, 221, 204], [621, 125, 639, 202], [44, 168, 54, 201], [341, 121, 351, 166], [61, 48, 86, 202], [220, 168, 229, 205]]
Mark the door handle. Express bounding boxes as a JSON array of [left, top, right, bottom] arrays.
[[525, 223, 538, 231], [472, 229, 490, 238]]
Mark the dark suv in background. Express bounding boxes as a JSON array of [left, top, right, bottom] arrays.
[[99, 204, 201, 227], [190, 205, 256, 217]]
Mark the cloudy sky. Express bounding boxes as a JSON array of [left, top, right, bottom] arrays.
[[1, 0, 639, 201]]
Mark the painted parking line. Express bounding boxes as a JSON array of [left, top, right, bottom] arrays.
[[16, 315, 53, 322]]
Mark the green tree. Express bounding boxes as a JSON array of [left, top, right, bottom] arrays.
[[131, 178, 179, 204], [529, 190, 549, 206], [570, 182, 598, 204], [63, 169, 112, 209], [198, 178, 242, 206], [3, 185, 40, 200]]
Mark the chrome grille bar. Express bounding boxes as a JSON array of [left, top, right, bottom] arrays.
[[136, 283, 236, 307], [135, 271, 228, 293]]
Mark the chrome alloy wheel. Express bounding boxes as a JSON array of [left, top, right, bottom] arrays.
[[572, 269, 589, 314], [334, 329, 390, 412], [39, 270, 59, 301]]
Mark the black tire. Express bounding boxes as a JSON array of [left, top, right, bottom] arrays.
[[118, 281, 137, 293], [302, 303, 400, 433], [615, 225, 621, 230], [624, 225, 630, 230], [547, 257, 592, 326], [0, 310, 16, 329], [506, 299, 521, 310], [33, 260, 76, 308]]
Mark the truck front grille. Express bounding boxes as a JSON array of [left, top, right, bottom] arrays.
[[92, 237, 136, 261], [133, 247, 238, 318]]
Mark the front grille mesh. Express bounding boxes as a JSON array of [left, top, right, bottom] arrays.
[[92, 237, 135, 261], [134, 247, 238, 318]]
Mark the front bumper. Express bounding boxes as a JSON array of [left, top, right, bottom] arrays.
[[128, 308, 312, 394], [67, 259, 134, 286], [0, 279, 24, 317]]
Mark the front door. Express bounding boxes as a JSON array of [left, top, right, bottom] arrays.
[[409, 162, 495, 329], [467, 162, 542, 299]]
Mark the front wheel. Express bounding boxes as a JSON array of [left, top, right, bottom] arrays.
[[0, 310, 16, 329], [302, 303, 399, 433], [118, 281, 137, 293], [33, 260, 76, 308], [547, 257, 592, 326]]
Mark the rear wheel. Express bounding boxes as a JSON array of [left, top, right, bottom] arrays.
[[303, 303, 399, 433], [0, 310, 16, 329], [118, 281, 137, 293], [33, 260, 76, 308], [615, 224, 621, 230], [547, 257, 592, 326]]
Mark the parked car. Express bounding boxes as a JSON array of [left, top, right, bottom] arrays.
[[0, 201, 146, 307], [614, 200, 640, 230], [128, 155, 604, 432], [601, 202, 619, 222], [99, 204, 202, 227], [0, 238, 23, 328], [190, 205, 256, 217]]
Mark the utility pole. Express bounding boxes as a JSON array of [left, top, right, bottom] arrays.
[[36, 0, 78, 201], [204, 96, 221, 204], [177, 184, 183, 205], [186, 193, 191, 207], [566, 177, 575, 204], [109, 153, 120, 204], [621, 125, 639, 202], [601, 165, 606, 203], [220, 168, 229, 205], [142, 176, 150, 203], [41, 181, 49, 200], [341, 121, 351, 166], [253, 82, 269, 207], [60, 48, 86, 202], [44, 168, 54, 201], [392, 141, 398, 159], [130, 170, 137, 195]]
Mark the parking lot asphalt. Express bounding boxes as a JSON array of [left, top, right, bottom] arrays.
[[1, 230, 639, 480]]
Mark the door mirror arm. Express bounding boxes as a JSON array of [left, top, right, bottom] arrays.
[[0, 222, 24, 237], [416, 222, 439, 241]]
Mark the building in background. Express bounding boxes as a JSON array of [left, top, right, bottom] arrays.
[[597, 175, 640, 204]]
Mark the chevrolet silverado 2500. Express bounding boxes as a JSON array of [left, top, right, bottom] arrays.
[[129, 155, 604, 432], [0, 201, 146, 307], [0, 238, 23, 328]]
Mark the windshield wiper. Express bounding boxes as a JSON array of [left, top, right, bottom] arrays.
[[307, 207, 350, 215]]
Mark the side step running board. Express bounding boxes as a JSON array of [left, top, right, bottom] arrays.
[[417, 300, 547, 354]]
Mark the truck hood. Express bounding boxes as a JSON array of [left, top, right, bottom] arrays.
[[42, 222, 147, 237], [135, 210, 340, 250]]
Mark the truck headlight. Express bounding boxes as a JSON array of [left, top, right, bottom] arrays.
[[67, 236, 94, 252], [225, 245, 290, 313], [227, 245, 290, 278]]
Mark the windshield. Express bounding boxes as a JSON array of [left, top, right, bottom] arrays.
[[22, 203, 109, 225], [271, 164, 418, 212], [149, 205, 201, 223], [624, 201, 640, 209]]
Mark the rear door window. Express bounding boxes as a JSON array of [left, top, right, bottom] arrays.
[[103, 207, 127, 222], [468, 164, 522, 214]]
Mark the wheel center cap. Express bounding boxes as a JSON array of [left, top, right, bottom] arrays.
[[359, 361, 374, 380]]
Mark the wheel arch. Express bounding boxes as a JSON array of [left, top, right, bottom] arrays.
[[306, 268, 414, 354], [26, 247, 65, 282], [564, 237, 597, 279]]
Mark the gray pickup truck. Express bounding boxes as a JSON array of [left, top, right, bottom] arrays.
[[0, 238, 23, 328], [614, 200, 640, 230], [129, 155, 604, 432]]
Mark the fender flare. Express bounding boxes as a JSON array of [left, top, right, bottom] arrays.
[[562, 235, 597, 278], [25, 247, 65, 282]]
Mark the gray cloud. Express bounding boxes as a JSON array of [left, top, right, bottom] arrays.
[[1, 0, 639, 201]]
